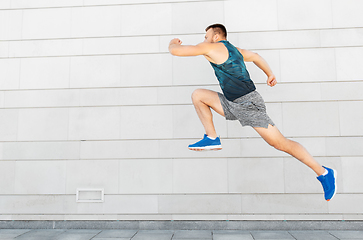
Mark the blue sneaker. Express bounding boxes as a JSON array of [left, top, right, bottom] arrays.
[[188, 134, 222, 151], [317, 166, 337, 201]]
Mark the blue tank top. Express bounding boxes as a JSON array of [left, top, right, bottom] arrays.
[[209, 40, 256, 101]]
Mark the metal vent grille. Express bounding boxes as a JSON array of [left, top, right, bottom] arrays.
[[76, 188, 104, 203]]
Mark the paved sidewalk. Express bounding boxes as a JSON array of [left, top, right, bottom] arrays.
[[0, 229, 363, 240]]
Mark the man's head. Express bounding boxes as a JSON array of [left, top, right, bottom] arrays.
[[204, 23, 227, 43]]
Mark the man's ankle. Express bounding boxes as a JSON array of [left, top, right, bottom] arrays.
[[207, 135, 217, 140]]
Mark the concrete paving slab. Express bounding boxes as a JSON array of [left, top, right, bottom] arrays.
[[62, 229, 102, 234], [93, 238, 131, 240], [213, 230, 251, 234], [173, 230, 212, 238], [172, 239, 211, 240], [251, 231, 295, 239], [131, 230, 173, 240], [137, 230, 174, 234], [213, 232, 254, 240], [132, 235, 172, 240], [4, 229, 363, 240], [95, 230, 138, 238], [0, 229, 31, 238], [53, 229, 101, 240], [54, 232, 100, 240], [289, 230, 338, 240], [14, 229, 66, 240], [330, 231, 363, 239], [54, 234, 97, 240]]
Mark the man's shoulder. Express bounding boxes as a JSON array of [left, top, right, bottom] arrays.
[[195, 42, 225, 54], [197, 42, 221, 47]]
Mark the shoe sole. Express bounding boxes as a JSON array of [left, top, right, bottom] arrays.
[[327, 169, 337, 201], [188, 145, 222, 151]]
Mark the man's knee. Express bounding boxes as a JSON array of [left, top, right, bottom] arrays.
[[269, 139, 290, 152], [191, 88, 205, 102]]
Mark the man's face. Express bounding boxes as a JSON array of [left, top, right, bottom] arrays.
[[204, 28, 217, 43]]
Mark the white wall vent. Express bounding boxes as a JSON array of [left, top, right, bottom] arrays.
[[76, 188, 104, 203]]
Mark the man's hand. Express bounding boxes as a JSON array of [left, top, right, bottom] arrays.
[[239, 48, 276, 87], [169, 38, 183, 56], [267, 74, 277, 87], [169, 38, 182, 46]]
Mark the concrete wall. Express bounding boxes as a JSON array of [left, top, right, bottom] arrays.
[[0, 0, 362, 221]]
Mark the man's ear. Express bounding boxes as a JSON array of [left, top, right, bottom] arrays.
[[213, 34, 219, 42]]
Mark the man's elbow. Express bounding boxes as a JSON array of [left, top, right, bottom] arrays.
[[252, 52, 260, 60], [169, 49, 179, 56], [251, 53, 262, 63]]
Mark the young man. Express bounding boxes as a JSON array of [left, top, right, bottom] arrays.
[[168, 23, 337, 201]]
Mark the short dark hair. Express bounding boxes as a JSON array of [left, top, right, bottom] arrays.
[[205, 23, 227, 39]]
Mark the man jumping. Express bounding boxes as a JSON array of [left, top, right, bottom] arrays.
[[168, 23, 337, 201]]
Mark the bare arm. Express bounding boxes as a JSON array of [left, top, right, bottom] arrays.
[[168, 38, 212, 57], [238, 48, 277, 87]]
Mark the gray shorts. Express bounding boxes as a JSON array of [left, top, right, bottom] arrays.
[[218, 91, 275, 128]]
